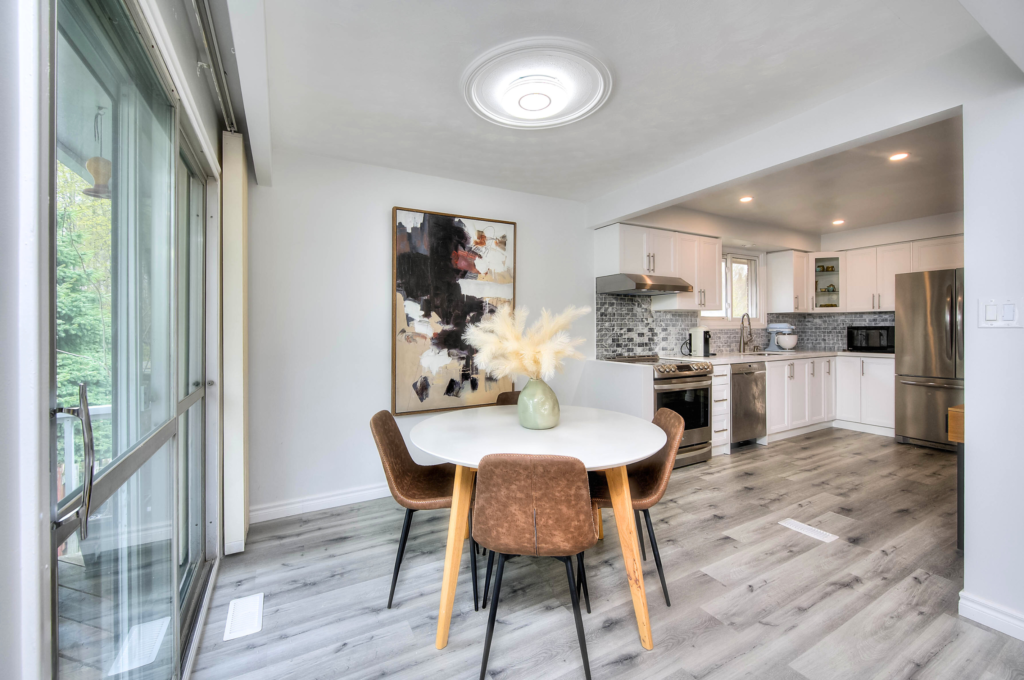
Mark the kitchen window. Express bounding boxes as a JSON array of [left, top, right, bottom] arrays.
[[703, 252, 764, 324]]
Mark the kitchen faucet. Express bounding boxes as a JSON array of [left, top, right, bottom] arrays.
[[739, 313, 755, 353]]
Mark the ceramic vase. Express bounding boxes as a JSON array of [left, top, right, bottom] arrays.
[[518, 378, 560, 430]]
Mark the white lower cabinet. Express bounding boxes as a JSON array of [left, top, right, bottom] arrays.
[[806, 359, 825, 423], [766, 361, 790, 435], [766, 357, 839, 436], [712, 367, 730, 447], [836, 355, 895, 428], [788, 360, 810, 429], [823, 357, 836, 420]]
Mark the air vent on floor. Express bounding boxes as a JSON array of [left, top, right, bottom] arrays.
[[224, 593, 264, 641], [778, 518, 839, 543], [107, 616, 170, 676]]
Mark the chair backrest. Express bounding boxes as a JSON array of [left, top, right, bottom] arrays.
[[474, 454, 597, 557], [369, 410, 422, 505], [627, 408, 686, 506], [495, 390, 520, 406]]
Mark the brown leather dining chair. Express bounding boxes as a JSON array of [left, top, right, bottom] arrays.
[[473, 454, 597, 680], [370, 410, 481, 609], [495, 390, 520, 405], [589, 408, 685, 606]]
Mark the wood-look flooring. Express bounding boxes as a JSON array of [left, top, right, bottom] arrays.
[[191, 428, 1024, 679]]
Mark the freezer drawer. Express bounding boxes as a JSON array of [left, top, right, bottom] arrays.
[[895, 376, 964, 451]]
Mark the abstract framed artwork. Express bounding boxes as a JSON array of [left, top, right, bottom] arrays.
[[392, 207, 517, 415]]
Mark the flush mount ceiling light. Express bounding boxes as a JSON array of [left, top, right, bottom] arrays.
[[462, 38, 612, 129], [739, 196, 753, 202], [833, 219, 845, 225], [889, 152, 909, 161]]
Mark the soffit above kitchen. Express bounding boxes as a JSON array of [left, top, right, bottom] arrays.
[[235, 0, 982, 200], [670, 116, 963, 234]]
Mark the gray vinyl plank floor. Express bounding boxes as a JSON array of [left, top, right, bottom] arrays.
[[191, 429, 1023, 680]]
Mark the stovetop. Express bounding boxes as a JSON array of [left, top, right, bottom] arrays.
[[607, 354, 714, 378]]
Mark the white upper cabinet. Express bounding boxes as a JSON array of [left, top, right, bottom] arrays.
[[698, 237, 723, 311], [809, 252, 846, 312], [651, 232, 722, 311], [912, 235, 964, 272], [768, 251, 811, 313], [645, 228, 676, 277], [595, 223, 648, 276], [845, 243, 912, 312]]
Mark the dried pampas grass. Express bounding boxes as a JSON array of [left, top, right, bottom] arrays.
[[464, 304, 591, 382]]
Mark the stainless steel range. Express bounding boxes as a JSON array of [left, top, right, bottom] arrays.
[[607, 355, 714, 468]]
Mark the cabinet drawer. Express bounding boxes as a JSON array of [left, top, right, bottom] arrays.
[[712, 384, 730, 416], [712, 415, 730, 444], [713, 365, 730, 378]]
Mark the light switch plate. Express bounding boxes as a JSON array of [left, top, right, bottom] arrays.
[[978, 298, 1023, 328]]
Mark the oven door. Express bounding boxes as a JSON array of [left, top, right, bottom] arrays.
[[654, 377, 713, 448]]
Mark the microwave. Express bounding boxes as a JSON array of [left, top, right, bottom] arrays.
[[847, 326, 895, 353]]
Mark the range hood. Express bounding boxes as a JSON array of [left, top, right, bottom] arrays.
[[596, 273, 694, 296]]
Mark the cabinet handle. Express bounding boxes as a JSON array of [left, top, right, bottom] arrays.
[[713, 398, 728, 403], [811, 361, 815, 377], [877, 293, 881, 308], [652, 253, 656, 273], [861, 359, 865, 377], [714, 428, 728, 433], [826, 359, 831, 375], [871, 293, 875, 309], [794, 295, 798, 310]]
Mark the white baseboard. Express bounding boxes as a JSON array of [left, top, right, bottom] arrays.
[[959, 591, 1024, 641], [832, 420, 896, 437], [766, 421, 833, 443], [249, 482, 392, 525], [712, 443, 731, 456]]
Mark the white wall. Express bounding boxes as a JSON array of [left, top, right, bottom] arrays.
[[245, 150, 592, 522], [959, 85, 1024, 640], [629, 205, 821, 252], [820, 211, 963, 251]]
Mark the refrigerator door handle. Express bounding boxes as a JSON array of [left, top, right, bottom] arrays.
[[956, 283, 964, 362], [945, 285, 954, 361]]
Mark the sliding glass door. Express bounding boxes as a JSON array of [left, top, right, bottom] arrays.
[[51, 0, 209, 677]]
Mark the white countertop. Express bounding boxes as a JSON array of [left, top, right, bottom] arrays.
[[599, 350, 895, 368]]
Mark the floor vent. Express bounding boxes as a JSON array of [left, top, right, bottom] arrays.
[[107, 616, 170, 676], [224, 593, 265, 641], [778, 518, 839, 543]]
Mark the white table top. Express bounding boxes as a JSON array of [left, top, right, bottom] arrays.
[[410, 405, 667, 470]]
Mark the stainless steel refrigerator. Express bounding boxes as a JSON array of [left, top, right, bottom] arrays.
[[895, 268, 964, 451]]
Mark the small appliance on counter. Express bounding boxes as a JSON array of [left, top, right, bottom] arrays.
[[683, 325, 712, 357], [766, 323, 797, 352], [847, 326, 895, 353]]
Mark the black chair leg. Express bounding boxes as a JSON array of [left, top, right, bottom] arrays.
[[576, 552, 591, 614], [469, 511, 479, 611], [635, 509, 647, 561], [643, 509, 670, 607], [387, 509, 415, 608], [480, 553, 506, 680], [562, 557, 592, 680], [481, 548, 493, 606]]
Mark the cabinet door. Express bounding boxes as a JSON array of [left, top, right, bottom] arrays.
[[876, 243, 912, 312], [806, 359, 825, 423], [912, 235, 964, 272], [619, 224, 650, 274], [788, 360, 810, 428], [861, 358, 895, 428], [645, 229, 676, 277], [765, 361, 790, 434], [835, 356, 862, 422], [653, 233, 701, 311], [823, 357, 836, 420], [845, 247, 877, 312], [793, 252, 808, 311], [698, 237, 723, 310]]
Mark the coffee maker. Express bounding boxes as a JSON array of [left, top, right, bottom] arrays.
[[684, 325, 712, 357]]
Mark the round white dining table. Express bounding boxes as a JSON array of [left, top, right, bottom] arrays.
[[411, 405, 667, 652]]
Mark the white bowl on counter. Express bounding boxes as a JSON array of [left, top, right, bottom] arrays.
[[777, 334, 798, 350]]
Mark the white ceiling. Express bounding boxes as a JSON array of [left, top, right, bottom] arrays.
[[671, 116, 964, 233], [261, 0, 983, 200]]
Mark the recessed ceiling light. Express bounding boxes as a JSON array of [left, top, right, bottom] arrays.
[[889, 153, 909, 161], [740, 196, 753, 203], [462, 38, 612, 129], [833, 219, 845, 226]]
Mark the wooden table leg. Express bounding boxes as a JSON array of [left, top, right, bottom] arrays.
[[593, 505, 604, 540], [436, 464, 475, 649], [606, 465, 653, 650]]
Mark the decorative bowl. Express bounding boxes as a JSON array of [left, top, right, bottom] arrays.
[[777, 334, 798, 350]]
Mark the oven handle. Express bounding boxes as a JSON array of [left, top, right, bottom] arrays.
[[655, 379, 713, 391]]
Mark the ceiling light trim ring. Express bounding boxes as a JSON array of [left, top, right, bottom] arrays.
[[461, 37, 613, 130]]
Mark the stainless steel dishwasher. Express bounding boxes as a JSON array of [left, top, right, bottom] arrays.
[[731, 362, 767, 443]]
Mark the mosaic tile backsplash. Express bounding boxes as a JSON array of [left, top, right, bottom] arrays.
[[595, 294, 894, 359]]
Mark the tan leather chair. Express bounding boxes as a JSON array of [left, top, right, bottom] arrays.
[[370, 410, 481, 609], [473, 454, 597, 680], [495, 390, 520, 406], [589, 408, 685, 606]]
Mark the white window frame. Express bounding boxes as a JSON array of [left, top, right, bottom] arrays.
[[701, 249, 768, 328]]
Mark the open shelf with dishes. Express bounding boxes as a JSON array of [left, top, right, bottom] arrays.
[[811, 253, 846, 311]]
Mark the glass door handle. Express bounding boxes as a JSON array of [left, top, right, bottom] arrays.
[[52, 383, 96, 540]]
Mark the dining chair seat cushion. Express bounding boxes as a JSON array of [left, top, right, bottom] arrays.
[[474, 454, 597, 557], [495, 390, 521, 406], [370, 410, 456, 510], [589, 409, 685, 511]]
